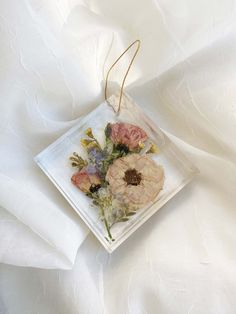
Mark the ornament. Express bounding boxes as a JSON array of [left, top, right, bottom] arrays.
[[35, 41, 198, 252]]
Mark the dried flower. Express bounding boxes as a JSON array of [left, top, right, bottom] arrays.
[[81, 138, 93, 148], [81, 128, 101, 151], [69, 123, 163, 242], [147, 143, 159, 154], [85, 127, 94, 138], [69, 152, 88, 169], [106, 154, 164, 208], [71, 165, 101, 194], [92, 187, 114, 240], [87, 146, 105, 176], [88, 147, 104, 164], [107, 122, 148, 151]]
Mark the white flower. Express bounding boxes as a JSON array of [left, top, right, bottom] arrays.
[[106, 154, 164, 208]]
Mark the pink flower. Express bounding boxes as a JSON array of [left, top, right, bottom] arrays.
[[71, 165, 101, 194], [107, 122, 148, 151]]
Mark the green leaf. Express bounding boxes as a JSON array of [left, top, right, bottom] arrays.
[[104, 123, 112, 139], [126, 211, 136, 216], [118, 217, 129, 222]]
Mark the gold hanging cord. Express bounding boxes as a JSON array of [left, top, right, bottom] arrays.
[[104, 39, 141, 113]]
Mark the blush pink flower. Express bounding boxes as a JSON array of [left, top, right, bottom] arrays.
[[71, 165, 101, 194], [107, 122, 148, 151]]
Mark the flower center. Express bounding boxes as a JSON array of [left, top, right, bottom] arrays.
[[89, 184, 101, 193], [124, 168, 142, 186], [116, 143, 129, 154]]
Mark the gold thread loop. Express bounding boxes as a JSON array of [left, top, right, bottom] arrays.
[[104, 39, 141, 113]]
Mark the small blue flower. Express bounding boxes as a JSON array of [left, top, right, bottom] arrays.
[[86, 164, 98, 175], [88, 147, 104, 164]]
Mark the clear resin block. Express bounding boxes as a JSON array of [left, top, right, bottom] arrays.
[[35, 92, 199, 253]]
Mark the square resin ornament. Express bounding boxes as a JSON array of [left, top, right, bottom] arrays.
[[35, 92, 199, 253]]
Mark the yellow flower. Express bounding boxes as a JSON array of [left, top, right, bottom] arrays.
[[139, 142, 145, 149], [85, 128, 94, 138], [106, 154, 164, 209], [147, 143, 159, 154], [80, 139, 99, 151]]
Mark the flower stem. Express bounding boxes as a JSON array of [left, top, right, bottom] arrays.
[[100, 205, 113, 241], [104, 217, 113, 241]]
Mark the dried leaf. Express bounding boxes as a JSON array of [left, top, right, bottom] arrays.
[[127, 211, 136, 216], [118, 217, 129, 222]]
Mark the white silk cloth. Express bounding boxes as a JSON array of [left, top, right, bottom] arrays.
[[0, 0, 236, 313]]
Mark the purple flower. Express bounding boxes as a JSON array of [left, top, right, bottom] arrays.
[[88, 147, 103, 163]]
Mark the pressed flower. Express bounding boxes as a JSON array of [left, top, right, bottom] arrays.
[[106, 154, 164, 208], [71, 165, 101, 194], [81, 127, 102, 151], [107, 122, 148, 151], [85, 127, 94, 138], [70, 123, 164, 242], [147, 143, 159, 154], [69, 152, 88, 169], [81, 138, 93, 148], [87, 146, 105, 176], [88, 147, 104, 163]]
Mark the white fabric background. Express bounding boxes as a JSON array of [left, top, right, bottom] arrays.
[[0, 0, 236, 313]]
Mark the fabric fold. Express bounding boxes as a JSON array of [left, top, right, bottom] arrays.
[[0, 173, 88, 269]]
